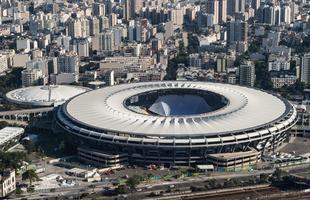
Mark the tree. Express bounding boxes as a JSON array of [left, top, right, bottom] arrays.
[[126, 175, 142, 191], [115, 185, 128, 194], [164, 53, 189, 80], [260, 173, 270, 183], [58, 141, 65, 152], [0, 151, 27, 171], [272, 168, 284, 182], [22, 169, 38, 186]]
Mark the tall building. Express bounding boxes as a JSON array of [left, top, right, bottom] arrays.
[[256, 4, 278, 25], [21, 68, 44, 87], [251, 0, 261, 11], [227, 0, 245, 16], [0, 54, 8, 74], [92, 3, 105, 16], [189, 54, 202, 68], [90, 17, 100, 36], [105, 0, 113, 15], [227, 19, 248, 44], [281, 4, 291, 25], [135, 0, 144, 14], [301, 54, 310, 84], [96, 30, 115, 51], [171, 8, 184, 26], [207, 0, 219, 24], [219, 0, 227, 23], [66, 17, 90, 38], [105, 70, 115, 86], [239, 61, 255, 87], [124, 0, 143, 20], [57, 52, 79, 74]]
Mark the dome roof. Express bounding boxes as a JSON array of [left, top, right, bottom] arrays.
[[6, 85, 90, 107], [149, 95, 213, 116]]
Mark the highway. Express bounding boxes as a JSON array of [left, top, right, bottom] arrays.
[[0, 107, 53, 116]]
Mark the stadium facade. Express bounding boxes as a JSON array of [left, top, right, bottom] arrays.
[[56, 82, 298, 170]]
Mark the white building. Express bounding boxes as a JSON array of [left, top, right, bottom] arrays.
[[21, 68, 44, 87], [16, 38, 31, 53], [281, 5, 291, 25], [13, 54, 30, 68], [268, 57, 290, 71], [0, 54, 8, 74], [271, 75, 297, 89], [26, 58, 49, 76], [171, 8, 184, 26], [50, 73, 78, 84], [57, 52, 79, 74], [189, 54, 202, 68], [105, 70, 114, 86], [0, 169, 16, 198]]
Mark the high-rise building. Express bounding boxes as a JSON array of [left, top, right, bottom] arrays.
[[274, 5, 281, 26], [90, 17, 100, 36], [251, 0, 261, 11], [227, 19, 248, 44], [216, 55, 227, 73], [281, 4, 291, 25], [135, 0, 144, 14], [66, 17, 90, 38], [105, 70, 115, 86], [227, 0, 245, 16], [219, 0, 227, 23], [171, 8, 184, 25], [21, 68, 44, 87], [207, 0, 219, 24], [189, 54, 202, 68], [92, 3, 105, 17], [239, 61, 255, 87], [301, 54, 310, 84], [105, 0, 113, 15], [0, 54, 8, 74], [57, 52, 79, 74], [0, 5, 2, 25], [100, 30, 115, 51], [123, 0, 143, 20]]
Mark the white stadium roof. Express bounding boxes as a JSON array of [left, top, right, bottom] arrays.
[[6, 85, 90, 107], [63, 81, 292, 137]]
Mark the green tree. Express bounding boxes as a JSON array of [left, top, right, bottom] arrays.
[[115, 185, 128, 194], [0, 151, 27, 171], [22, 169, 38, 186], [164, 53, 189, 80], [58, 141, 65, 152], [254, 61, 273, 90], [126, 175, 142, 191]]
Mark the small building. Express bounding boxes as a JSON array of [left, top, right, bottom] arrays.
[[207, 149, 261, 172], [78, 147, 128, 168], [195, 165, 214, 172], [0, 127, 24, 151], [0, 169, 16, 198]]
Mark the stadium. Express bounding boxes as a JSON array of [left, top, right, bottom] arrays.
[[56, 81, 298, 170], [6, 85, 90, 107]]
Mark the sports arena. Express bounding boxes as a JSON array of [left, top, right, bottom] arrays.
[[56, 81, 298, 170]]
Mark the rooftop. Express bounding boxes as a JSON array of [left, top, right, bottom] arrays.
[[0, 127, 24, 146], [6, 85, 90, 107]]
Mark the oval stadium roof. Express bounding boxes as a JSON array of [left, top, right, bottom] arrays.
[[6, 85, 90, 107], [63, 81, 292, 137]]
